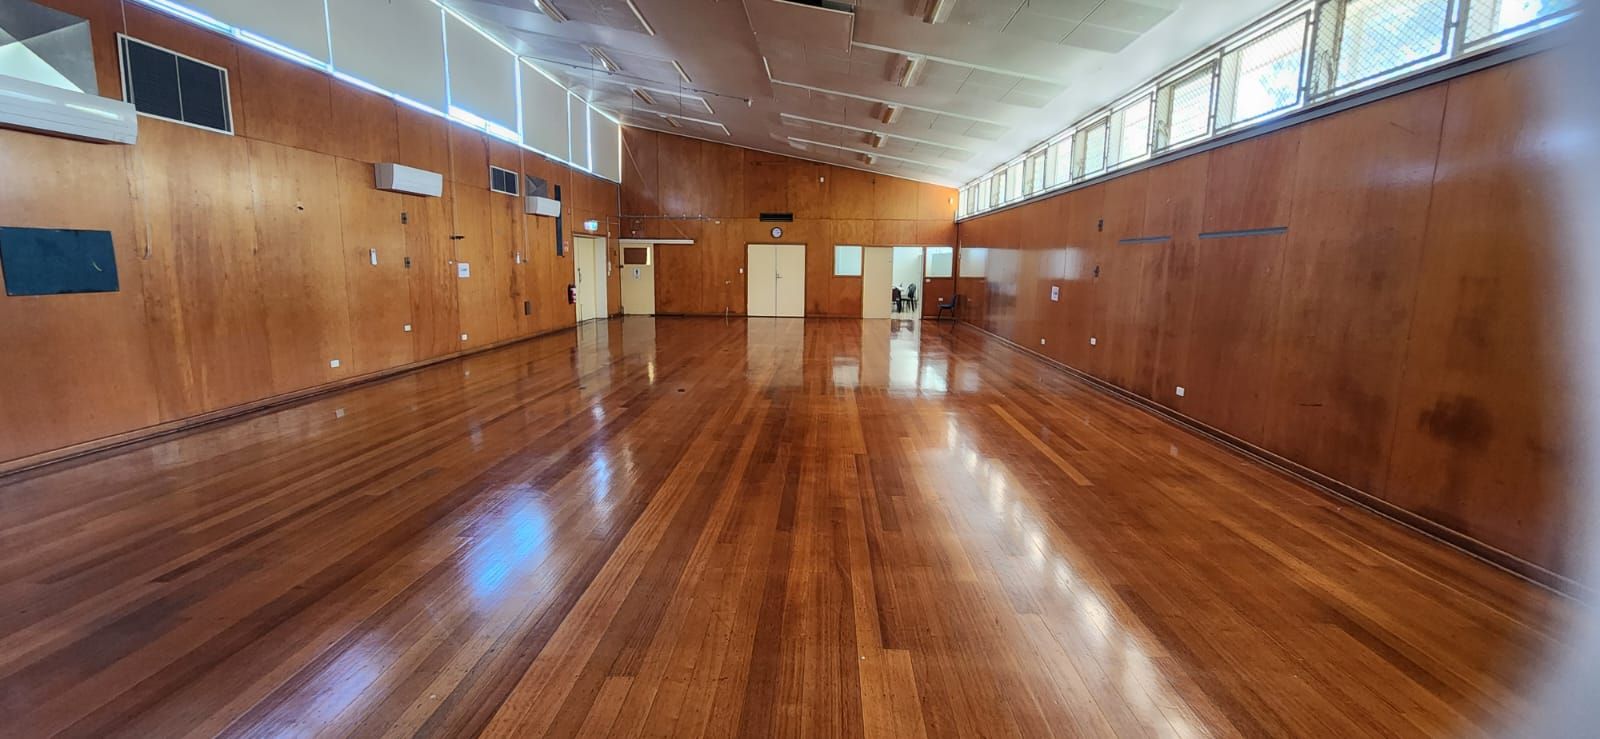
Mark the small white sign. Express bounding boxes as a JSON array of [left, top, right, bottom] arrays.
[[1050, 285, 1060, 302], [457, 262, 471, 278]]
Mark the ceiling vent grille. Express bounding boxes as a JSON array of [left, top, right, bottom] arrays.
[[759, 212, 795, 222]]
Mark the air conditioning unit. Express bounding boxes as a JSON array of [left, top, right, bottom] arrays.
[[0, 74, 137, 144], [525, 195, 561, 217], [374, 163, 444, 197]]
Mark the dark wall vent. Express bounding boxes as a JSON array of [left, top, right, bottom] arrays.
[[490, 166, 520, 196], [118, 35, 232, 134], [759, 212, 795, 222]]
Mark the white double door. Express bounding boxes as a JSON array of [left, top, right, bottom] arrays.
[[746, 244, 806, 318]]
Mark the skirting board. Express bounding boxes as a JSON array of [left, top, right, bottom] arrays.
[[951, 320, 1588, 601], [0, 324, 583, 482]]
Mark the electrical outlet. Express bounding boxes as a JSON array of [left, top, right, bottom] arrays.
[[1089, 337, 1097, 346], [329, 359, 341, 368], [1176, 386, 1186, 397], [1040, 338, 1046, 346], [403, 324, 413, 332], [461, 333, 469, 341]]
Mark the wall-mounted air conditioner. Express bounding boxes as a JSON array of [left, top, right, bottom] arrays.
[[374, 163, 444, 197], [0, 74, 137, 144], [525, 195, 561, 217]]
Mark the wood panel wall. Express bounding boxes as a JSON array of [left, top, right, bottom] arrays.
[[0, 0, 620, 466], [954, 55, 1578, 583], [620, 128, 958, 316]]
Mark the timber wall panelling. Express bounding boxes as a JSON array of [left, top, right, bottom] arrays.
[[620, 128, 957, 316], [953, 54, 1578, 584], [0, 0, 619, 466]]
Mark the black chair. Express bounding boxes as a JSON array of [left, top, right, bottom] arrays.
[[906, 285, 918, 311], [891, 287, 903, 313], [936, 294, 961, 321]]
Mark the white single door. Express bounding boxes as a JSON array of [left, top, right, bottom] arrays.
[[773, 245, 806, 318], [861, 247, 893, 319], [621, 246, 655, 315], [747, 244, 777, 316], [575, 236, 598, 322]]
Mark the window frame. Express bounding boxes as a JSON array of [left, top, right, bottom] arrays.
[[833, 245, 864, 277]]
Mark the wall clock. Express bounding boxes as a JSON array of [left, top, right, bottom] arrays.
[[770, 227, 784, 238]]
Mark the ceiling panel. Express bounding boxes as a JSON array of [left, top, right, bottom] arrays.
[[443, 0, 1285, 185]]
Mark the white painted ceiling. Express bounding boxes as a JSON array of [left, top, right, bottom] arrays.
[[443, 0, 1286, 186]]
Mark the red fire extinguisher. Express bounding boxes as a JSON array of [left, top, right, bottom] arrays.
[[567, 284, 577, 304]]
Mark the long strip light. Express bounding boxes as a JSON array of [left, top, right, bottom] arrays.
[[535, 0, 569, 23]]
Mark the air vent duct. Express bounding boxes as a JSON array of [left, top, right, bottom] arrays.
[[374, 163, 444, 197], [760, 213, 795, 222]]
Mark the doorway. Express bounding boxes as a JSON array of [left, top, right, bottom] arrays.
[[746, 244, 805, 317], [892, 247, 925, 317], [573, 235, 609, 323], [621, 244, 655, 315]]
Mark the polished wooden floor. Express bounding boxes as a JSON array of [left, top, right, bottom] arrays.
[[0, 318, 1572, 738]]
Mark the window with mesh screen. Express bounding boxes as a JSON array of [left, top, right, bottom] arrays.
[[1048, 138, 1071, 187], [1216, 15, 1308, 131], [1073, 118, 1109, 180], [1310, 0, 1450, 97], [1005, 160, 1023, 202], [1108, 94, 1154, 166], [1464, 0, 1577, 47], [1155, 63, 1215, 151]]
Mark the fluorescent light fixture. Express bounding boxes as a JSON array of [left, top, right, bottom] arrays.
[[449, 105, 488, 129], [658, 112, 728, 135], [925, 0, 952, 24], [632, 88, 657, 106], [237, 29, 326, 69], [786, 136, 947, 169], [671, 60, 692, 84], [869, 132, 885, 148], [661, 115, 680, 128], [863, 153, 876, 165], [623, 0, 656, 36], [585, 46, 621, 73], [898, 55, 925, 88], [130, 0, 229, 33], [880, 104, 900, 124], [534, 0, 569, 23]]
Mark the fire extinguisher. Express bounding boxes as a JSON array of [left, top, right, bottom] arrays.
[[567, 284, 577, 304]]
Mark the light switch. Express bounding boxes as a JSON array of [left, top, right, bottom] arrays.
[[461, 333, 469, 341], [1050, 285, 1060, 302], [403, 324, 413, 332], [329, 359, 341, 368], [1176, 386, 1186, 397], [1039, 338, 1046, 346], [457, 262, 471, 278], [1089, 337, 1097, 346]]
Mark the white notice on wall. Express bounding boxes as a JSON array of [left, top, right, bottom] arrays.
[[458, 262, 471, 278]]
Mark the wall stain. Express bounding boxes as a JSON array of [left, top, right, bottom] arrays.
[[1417, 395, 1494, 450]]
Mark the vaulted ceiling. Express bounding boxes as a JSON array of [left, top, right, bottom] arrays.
[[443, 0, 1285, 186]]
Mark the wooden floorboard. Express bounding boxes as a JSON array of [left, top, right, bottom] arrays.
[[0, 317, 1570, 738]]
